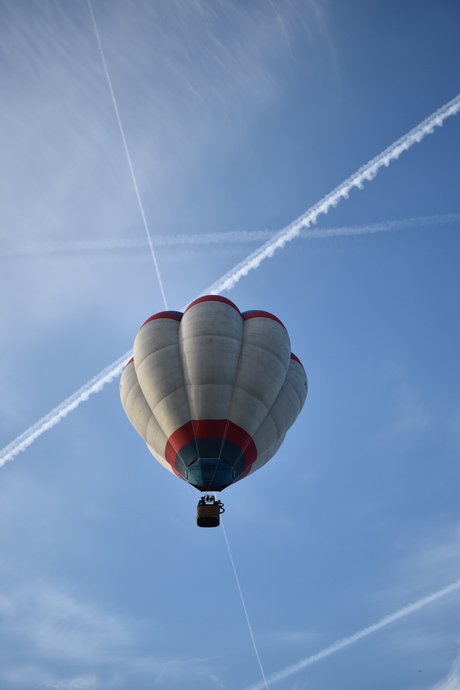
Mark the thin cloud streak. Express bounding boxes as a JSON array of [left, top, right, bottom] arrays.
[[1, 96, 459, 466], [204, 93, 460, 296], [429, 651, 460, 690], [222, 521, 269, 689], [1, 214, 458, 259], [87, 0, 169, 310], [245, 581, 460, 690]]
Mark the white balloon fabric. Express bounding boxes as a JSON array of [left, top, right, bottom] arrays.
[[120, 296, 307, 491]]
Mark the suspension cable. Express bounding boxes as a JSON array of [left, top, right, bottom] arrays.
[[86, 0, 168, 310], [221, 520, 269, 690]]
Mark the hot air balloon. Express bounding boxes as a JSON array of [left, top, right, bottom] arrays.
[[120, 295, 307, 526]]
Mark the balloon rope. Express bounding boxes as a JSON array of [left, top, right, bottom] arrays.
[[221, 521, 269, 690], [86, 0, 168, 310]]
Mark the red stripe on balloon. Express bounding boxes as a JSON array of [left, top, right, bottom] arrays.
[[166, 421, 195, 456], [140, 311, 183, 328], [164, 419, 258, 475], [242, 311, 286, 329], [185, 295, 241, 314], [290, 352, 304, 367], [192, 419, 227, 439]]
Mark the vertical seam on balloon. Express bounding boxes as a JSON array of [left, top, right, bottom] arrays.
[[138, 321, 191, 476], [177, 315, 200, 473], [247, 363, 305, 474], [214, 309, 247, 484], [222, 318, 262, 476], [190, 302, 244, 491], [231, 319, 292, 472]]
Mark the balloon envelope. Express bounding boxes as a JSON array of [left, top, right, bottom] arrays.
[[120, 296, 307, 491]]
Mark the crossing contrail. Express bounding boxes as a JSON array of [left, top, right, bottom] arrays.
[[1, 96, 459, 466], [244, 580, 460, 690], [0, 351, 131, 467], [1, 214, 458, 260], [205, 93, 460, 296]]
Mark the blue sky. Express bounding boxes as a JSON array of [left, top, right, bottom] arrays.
[[0, 1, 459, 689]]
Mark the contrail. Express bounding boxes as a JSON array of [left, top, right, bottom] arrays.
[[245, 580, 460, 690], [0, 351, 130, 467], [87, 0, 168, 310], [2, 214, 458, 259], [222, 521, 269, 689], [1, 96, 459, 466], [204, 93, 460, 295], [0, 234, 271, 260], [302, 213, 460, 240]]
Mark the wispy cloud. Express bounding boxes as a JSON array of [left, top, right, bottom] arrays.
[[1, 97, 459, 467], [374, 363, 432, 450], [244, 581, 460, 690], [0, 0, 325, 252], [0, 586, 133, 664], [0, 668, 98, 690], [39, 677, 99, 690], [429, 651, 460, 690], [0, 584, 224, 689]]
